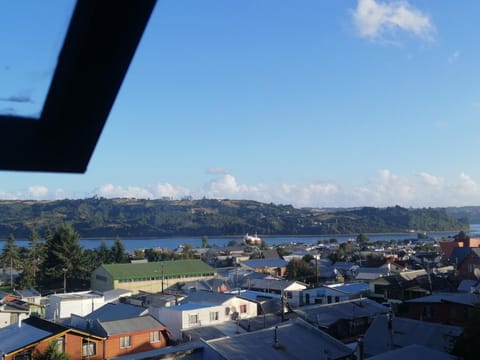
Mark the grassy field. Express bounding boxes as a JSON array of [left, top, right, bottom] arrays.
[[0, 284, 13, 293]]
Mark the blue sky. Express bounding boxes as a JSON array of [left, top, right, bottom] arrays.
[[1, 0, 480, 208]]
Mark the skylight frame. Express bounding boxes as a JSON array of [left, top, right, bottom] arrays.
[[0, 0, 156, 173]]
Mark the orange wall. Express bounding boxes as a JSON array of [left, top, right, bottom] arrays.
[[104, 330, 167, 359], [5, 333, 104, 360]]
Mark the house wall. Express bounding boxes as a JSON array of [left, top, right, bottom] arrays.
[[104, 330, 167, 358], [457, 253, 480, 280], [150, 307, 184, 339], [5, 333, 105, 360], [0, 311, 28, 328], [298, 288, 350, 307], [407, 302, 473, 326], [45, 294, 105, 320], [91, 267, 114, 292]]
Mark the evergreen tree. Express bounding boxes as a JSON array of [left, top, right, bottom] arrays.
[[97, 240, 111, 264], [111, 237, 128, 263], [20, 229, 45, 288], [33, 341, 70, 360], [39, 224, 87, 291], [0, 234, 20, 288]]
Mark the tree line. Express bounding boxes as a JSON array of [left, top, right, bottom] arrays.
[[0, 198, 469, 239], [0, 223, 197, 293]]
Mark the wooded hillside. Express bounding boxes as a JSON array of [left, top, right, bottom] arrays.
[[0, 198, 469, 238]]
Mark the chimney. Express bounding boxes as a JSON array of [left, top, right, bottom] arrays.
[[273, 326, 280, 348], [357, 336, 364, 360]]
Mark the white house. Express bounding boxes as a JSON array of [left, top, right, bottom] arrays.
[[150, 292, 258, 340], [150, 303, 224, 340], [45, 289, 131, 320]]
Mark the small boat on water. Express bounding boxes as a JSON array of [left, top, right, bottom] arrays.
[[243, 233, 262, 245]]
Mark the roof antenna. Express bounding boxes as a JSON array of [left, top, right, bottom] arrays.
[[273, 326, 280, 348]]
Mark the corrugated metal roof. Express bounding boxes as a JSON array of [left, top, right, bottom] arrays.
[[363, 316, 462, 357], [367, 344, 457, 360], [101, 260, 216, 280], [296, 298, 388, 327], [99, 315, 166, 336], [85, 303, 147, 322], [183, 291, 236, 306], [405, 292, 480, 306], [205, 318, 353, 360]]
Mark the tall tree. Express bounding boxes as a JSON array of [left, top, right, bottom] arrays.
[[40, 224, 87, 291], [202, 236, 209, 248], [97, 240, 111, 264], [20, 229, 45, 288], [285, 258, 314, 281], [0, 234, 20, 288], [111, 237, 128, 263]]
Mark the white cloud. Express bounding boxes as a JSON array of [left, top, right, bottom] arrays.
[[95, 183, 190, 200], [448, 50, 460, 64], [27, 185, 49, 198], [418, 172, 442, 186], [96, 184, 154, 199], [6, 170, 480, 208], [352, 0, 434, 42]]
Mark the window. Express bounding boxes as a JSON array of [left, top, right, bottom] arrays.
[[14, 351, 31, 360], [120, 336, 131, 349], [240, 304, 247, 313], [188, 314, 198, 325], [423, 305, 433, 319], [53, 338, 65, 353], [150, 331, 161, 343], [209, 311, 219, 321], [82, 340, 96, 357], [95, 274, 107, 282]]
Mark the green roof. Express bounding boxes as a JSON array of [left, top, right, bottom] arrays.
[[101, 260, 216, 281]]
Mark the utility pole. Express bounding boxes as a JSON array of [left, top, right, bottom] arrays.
[[62, 268, 67, 293], [161, 263, 164, 293]]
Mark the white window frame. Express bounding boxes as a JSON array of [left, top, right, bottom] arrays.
[[150, 331, 161, 343], [120, 336, 131, 349]]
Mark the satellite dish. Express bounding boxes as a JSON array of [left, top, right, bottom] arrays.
[[474, 267, 480, 280]]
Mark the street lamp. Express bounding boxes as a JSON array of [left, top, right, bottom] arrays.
[[62, 268, 67, 293]]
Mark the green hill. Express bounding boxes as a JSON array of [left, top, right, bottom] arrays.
[[0, 198, 469, 238]]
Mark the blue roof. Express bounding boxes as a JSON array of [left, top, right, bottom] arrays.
[[240, 258, 288, 268], [0, 318, 67, 355], [448, 247, 472, 264]]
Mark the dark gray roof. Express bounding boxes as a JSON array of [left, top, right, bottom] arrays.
[[205, 319, 353, 360], [367, 344, 458, 360], [295, 298, 388, 328], [85, 303, 147, 322], [14, 289, 41, 298], [99, 315, 166, 336], [363, 315, 462, 357], [405, 292, 480, 306]]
